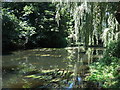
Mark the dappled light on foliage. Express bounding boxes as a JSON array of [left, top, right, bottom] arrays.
[[2, 1, 120, 89]]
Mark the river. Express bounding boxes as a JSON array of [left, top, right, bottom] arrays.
[[2, 47, 105, 88]]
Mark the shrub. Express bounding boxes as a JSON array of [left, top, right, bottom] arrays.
[[106, 40, 120, 58], [86, 40, 120, 88]]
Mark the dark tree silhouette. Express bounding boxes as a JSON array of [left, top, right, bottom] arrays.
[[116, 11, 120, 24]]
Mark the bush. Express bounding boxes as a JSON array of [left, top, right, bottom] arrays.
[[38, 31, 67, 48], [106, 40, 120, 58], [86, 40, 120, 88]]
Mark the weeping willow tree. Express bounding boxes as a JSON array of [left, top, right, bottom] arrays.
[[51, 1, 120, 88], [52, 0, 120, 47]]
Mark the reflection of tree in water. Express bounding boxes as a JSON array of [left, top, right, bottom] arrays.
[[2, 47, 104, 88], [19, 57, 38, 75]]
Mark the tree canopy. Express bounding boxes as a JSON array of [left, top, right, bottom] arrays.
[[2, 1, 120, 51]]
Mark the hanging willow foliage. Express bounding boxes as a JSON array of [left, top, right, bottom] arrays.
[[52, 0, 119, 47]]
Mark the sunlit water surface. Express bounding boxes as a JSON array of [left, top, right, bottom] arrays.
[[2, 47, 105, 88]]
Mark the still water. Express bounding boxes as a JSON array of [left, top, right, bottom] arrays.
[[2, 47, 105, 88]]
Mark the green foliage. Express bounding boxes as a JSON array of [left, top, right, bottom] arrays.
[[2, 2, 69, 51], [38, 31, 67, 48], [53, 2, 119, 47], [105, 40, 120, 58], [86, 56, 120, 88], [86, 40, 120, 88], [2, 5, 36, 51], [2, 2, 119, 51]]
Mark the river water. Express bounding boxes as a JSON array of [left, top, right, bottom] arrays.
[[2, 47, 105, 88]]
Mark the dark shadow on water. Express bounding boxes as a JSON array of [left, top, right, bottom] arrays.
[[2, 46, 41, 55], [2, 52, 13, 55], [2, 46, 67, 55]]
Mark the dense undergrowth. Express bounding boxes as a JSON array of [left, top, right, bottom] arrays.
[[86, 40, 120, 88]]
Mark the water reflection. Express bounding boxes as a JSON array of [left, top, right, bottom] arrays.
[[2, 47, 105, 88]]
